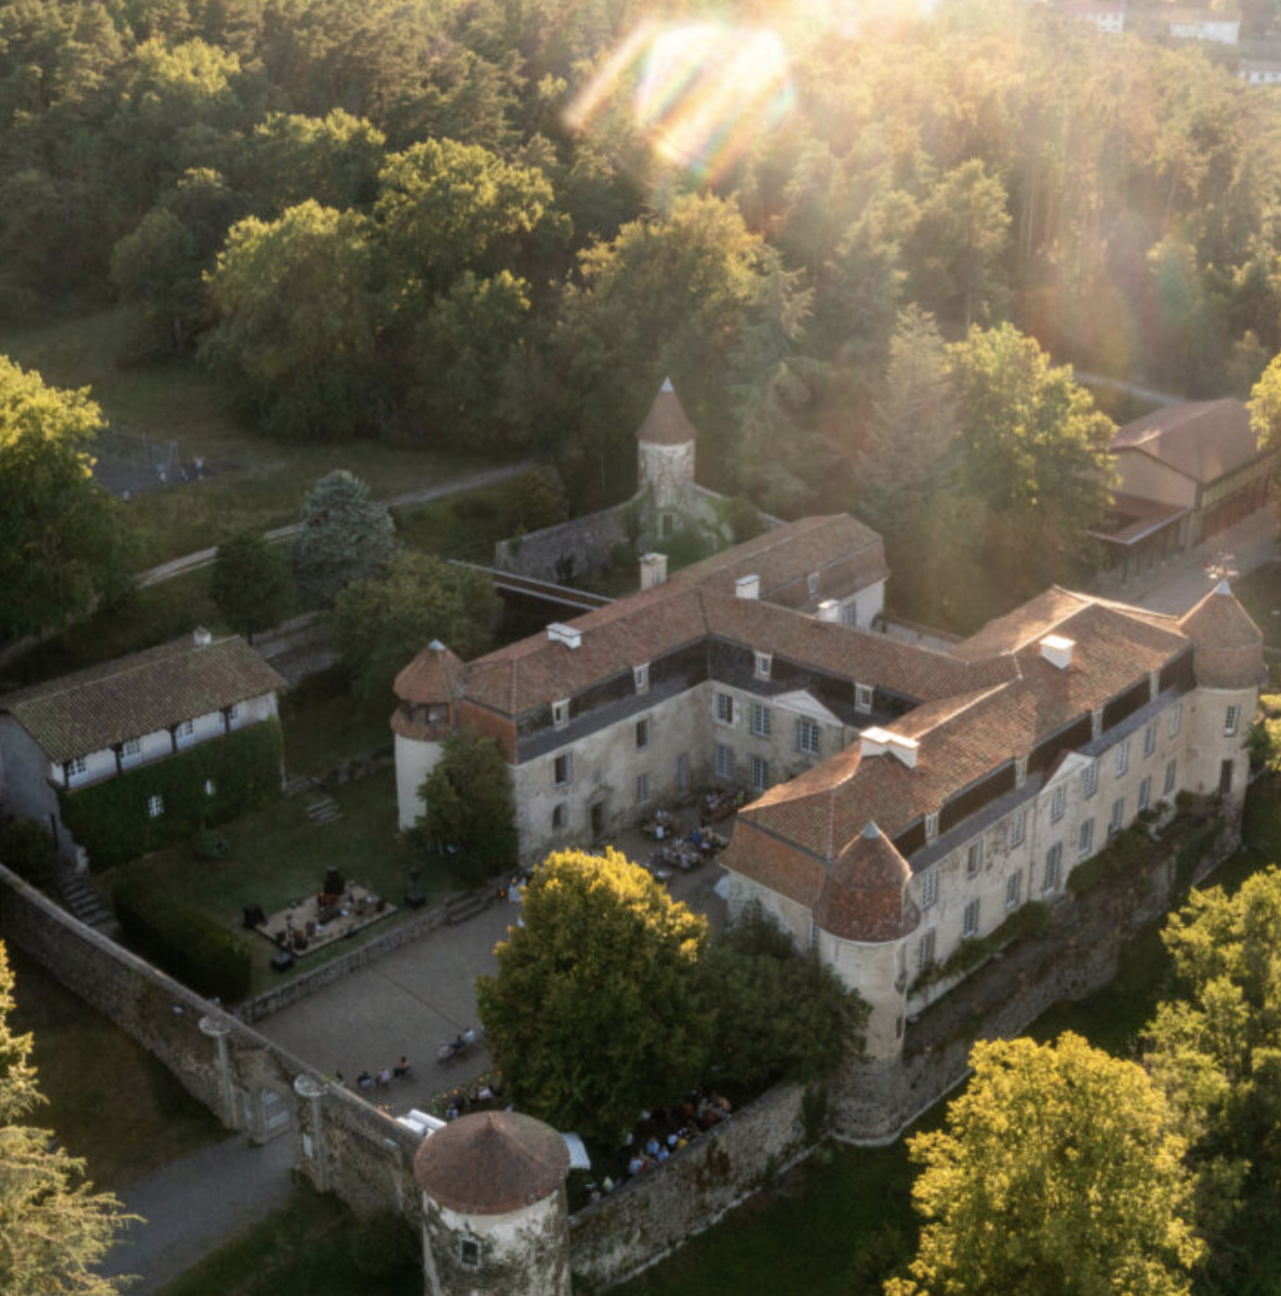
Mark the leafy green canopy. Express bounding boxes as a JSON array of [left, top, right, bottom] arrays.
[[0, 357, 133, 640], [0, 942, 136, 1295], [332, 551, 498, 698], [291, 469, 395, 606], [210, 529, 293, 637], [887, 1032, 1202, 1296]]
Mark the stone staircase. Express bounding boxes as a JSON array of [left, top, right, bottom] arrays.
[[57, 870, 119, 936], [443, 888, 490, 925], [304, 794, 344, 827], [283, 770, 316, 797]]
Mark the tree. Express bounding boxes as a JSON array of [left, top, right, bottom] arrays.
[[886, 1033, 1202, 1296], [291, 470, 395, 607], [0, 942, 136, 1294], [0, 358, 133, 640], [1146, 867, 1281, 1289], [409, 727, 516, 885], [476, 849, 710, 1143], [1248, 349, 1281, 452], [210, 529, 293, 637], [330, 551, 498, 697]]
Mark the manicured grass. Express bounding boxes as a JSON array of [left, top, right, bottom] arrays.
[[99, 768, 455, 995], [154, 1185, 420, 1296], [391, 481, 526, 563], [7, 947, 224, 1190], [280, 681, 396, 780], [0, 310, 495, 567]]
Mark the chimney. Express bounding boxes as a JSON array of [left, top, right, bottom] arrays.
[[735, 574, 760, 600], [193, 626, 212, 647], [640, 552, 668, 590], [1039, 634, 1075, 671], [547, 623, 583, 650], [860, 726, 919, 770], [817, 600, 840, 624]]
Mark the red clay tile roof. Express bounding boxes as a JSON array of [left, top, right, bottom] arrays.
[[1178, 581, 1267, 688], [812, 823, 920, 942], [413, 1110, 569, 1214], [635, 379, 699, 445], [394, 641, 466, 705], [1111, 399, 1266, 484], [0, 635, 285, 764]]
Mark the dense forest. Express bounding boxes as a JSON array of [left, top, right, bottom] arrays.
[[3, 0, 1281, 620]]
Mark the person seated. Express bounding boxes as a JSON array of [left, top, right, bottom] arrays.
[[377, 1068, 392, 1086], [628, 1155, 645, 1176], [356, 1070, 373, 1089], [393, 1056, 412, 1079], [646, 1136, 660, 1157], [656, 1145, 670, 1162]]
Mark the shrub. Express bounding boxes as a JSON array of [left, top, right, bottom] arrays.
[[0, 818, 58, 890], [914, 902, 1051, 991], [1067, 824, 1155, 896], [114, 880, 252, 1000], [725, 495, 767, 544]]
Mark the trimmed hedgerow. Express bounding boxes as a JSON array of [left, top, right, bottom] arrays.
[[59, 719, 283, 870], [114, 879, 252, 1000]]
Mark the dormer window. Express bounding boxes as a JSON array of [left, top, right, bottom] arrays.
[[925, 811, 939, 842], [634, 663, 649, 694], [1015, 756, 1028, 786], [1091, 708, 1103, 740], [552, 699, 569, 730], [855, 683, 873, 713], [807, 572, 820, 597], [754, 651, 772, 680]]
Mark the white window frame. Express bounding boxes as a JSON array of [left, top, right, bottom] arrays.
[[552, 699, 569, 730], [754, 651, 772, 680], [553, 753, 573, 787], [1005, 871, 1022, 909], [1051, 784, 1066, 822], [1078, 817, 1094, 858], [69, 755, 88, 777], [1138, 775, 1152, 813], [963, 899, 980, 939], [918, 928, 936, 970], [1083, 761, 1098, 799], [203, 778, 216, 797], [227, 704, 239, 724], [750, 702, 771, 738], [1109, 796, 1124, 836], [925, 811, 939, 842], [636, 773, 651, 806], [1010, 807, 1027, 847], [807, 572, 820, 597], [146, 794, 164, 819], [1164, 757, 1177, 796], [855, 683, 873, 713], [715, 744, 733, 779], [634, 663, 649, 694], [1015, 756, 1028, 786], [178, 719, 195, 739], [1225, 705, 1240, 737], [715, 692, 735, 725], [1143, 722, 1156, 758], [122, 738, 142, 759], [921, 869, 937, 909], [1115, 741, 1129, 777], [1092, 708, 1103, 739], [965, 842, 981, 877], [750, 755, 770, 792], [1169, 702, 1182, 737], [841, 602, 858, 627], [797, 717, 820, 757], [1043, 843, 1062, 894]]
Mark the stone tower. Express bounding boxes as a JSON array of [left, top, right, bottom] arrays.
[[392, 640, 465, 830], [413, 1110, 572, 1296], [636, 377, 698, 511]]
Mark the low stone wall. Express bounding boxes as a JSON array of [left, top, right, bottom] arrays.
[[495, 508, 627, 584], [569, 1081, 809, 1291], [0, 866, 420, 1222]]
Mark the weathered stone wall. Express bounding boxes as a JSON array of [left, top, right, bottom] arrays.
[[0, 866, 420, 1222], [495, 509, 628, 584], [568, 1081, 809, 1290]]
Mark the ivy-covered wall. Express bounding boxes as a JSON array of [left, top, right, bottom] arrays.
[[59, 719, 284, 869]]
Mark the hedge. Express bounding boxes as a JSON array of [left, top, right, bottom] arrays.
[[114, 879, 252, 1001], [59, 718, 284, 870]]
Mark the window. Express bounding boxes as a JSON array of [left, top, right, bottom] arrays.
[[754, 651, 772, 680], [925, 811, 939, 842], [921, 870, 937, 909], [715, 744, 733, 779], [841, 603, 858, 627], [1225, 705, 1240, 737], [552, 803, 567, 830], [177, 719, 195, 739], [459, 1236, 482, 1270], [1010, 807, 1027, 847], [635, 718, 650, 750], [1092, 708, 1103, 739], [1138, 775, 1152, 812], [963, 899, 980, 939], [1006, 872, 1022, 909], [1051, 784, 1066, 822], [807, 572, 820, 597], [1083, 761, 1098, 799], [634, 663, 649, 694], [553, 754, 572, 787], [636, 773, 651, 806], [203, 778, 216, 797], [1109, 796, 1124, 836], [1079, 818, 1094, 858], [1144, 722, 1156, 758], [918, 928, 936, 970], [1169, 702, 1182, 737], [1221, 758, 1235, 795], [1164, 757, 1177, 796], [855, 683, 873, 713], [1015, 756, 1028, 786], [227, 705, 239, 723], [797, 717, 820, 757], [750, 755, 770, 792], [1043, 844, 1062, 893], [552, 699, 569, 730], [69, 756, 87, 777], [1115, 741, 1129, 777], [751, 703, 771, 738], [965, 842, 981, 877], [146, 794, 164, 819], [716, 692, 734, 724], [677, 753, 690, 790], [123, 738, 141, 759]]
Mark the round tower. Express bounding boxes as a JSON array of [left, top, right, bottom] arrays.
[[811, 822, 920, 1061], [392, 640, 464, 830], [636, 377, 698, 511], [413, 1110, 572, 1296]]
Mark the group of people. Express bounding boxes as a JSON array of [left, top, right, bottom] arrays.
[[434, 1073, 502, 1122], [343, 1056, 414, 1089], [616, 1091, 734, 1182]]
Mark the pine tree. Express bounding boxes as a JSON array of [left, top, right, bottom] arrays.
[[291, 470, 395, 606]]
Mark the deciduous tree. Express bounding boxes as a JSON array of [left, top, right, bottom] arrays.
[[210, 528, 293, 638], [477, 849, 710, 1143], [887, 1032, 1202, 1296], [0, 942, 136, 1294]]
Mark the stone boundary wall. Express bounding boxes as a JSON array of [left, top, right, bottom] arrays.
[[250, 612, 326, 661], [568, 1081, 809, 1290], [495, 507, 628, 583], [0, 866, 420, 1221]]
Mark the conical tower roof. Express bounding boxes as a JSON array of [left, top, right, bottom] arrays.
[[394, 640, 465, 705], [635, 377, 699, 446], [812, 822, 919, 943], [414, 1110, 569, 1215], [1178, 580, 1266, 689]]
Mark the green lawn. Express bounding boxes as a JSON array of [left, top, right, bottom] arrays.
[[7, 947, 225, 1190], [99, 768, 456, 995], [0, 310, 496, 568], [280, 679, 395, 781], [155, 1186, 420, 1296]]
